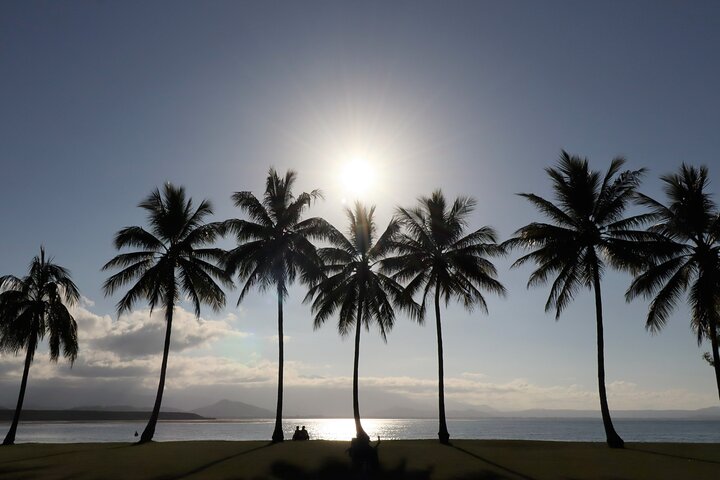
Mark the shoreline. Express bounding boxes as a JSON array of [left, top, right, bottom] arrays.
[[4, 417, 720, 444]]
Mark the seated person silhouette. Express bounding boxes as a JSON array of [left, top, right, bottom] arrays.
[[292, 426, 301, 441], [300, 426, 310, 440]]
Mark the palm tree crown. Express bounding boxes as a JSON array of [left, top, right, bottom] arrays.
[[385, 190, 506, 313], [223, 168, 329, 443], [626, 164, 720, 402], [505, 151, 653, 448], [307, 203, 413, 339], [0, 247, 79, 445], [224, 169, 325, 303], [382, 190, 506, 443], [507, 152, 653, 316], [306, 202, 416, 441], [103, 183, 231, 443]]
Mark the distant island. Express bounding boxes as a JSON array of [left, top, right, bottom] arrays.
[[0, 410, 210, 422], [2, 401, 718, 422], [368, 405, 720, 420], [191, 399, 274, 419]]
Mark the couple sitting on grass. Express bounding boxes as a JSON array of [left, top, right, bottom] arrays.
[[292, 426, 310, 441]]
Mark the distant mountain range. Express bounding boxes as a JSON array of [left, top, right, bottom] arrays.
[[0, 410, 207, 422], [2, 401, 718, 421], [369, 405, 720, 420], [192, 399, 274, 419], [70, 405, 182, 412]]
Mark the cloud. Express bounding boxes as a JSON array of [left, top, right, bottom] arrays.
[[0, 301, 263, 408], [0, 301, 715, 413], [271, 371, 716, 411], [72, 305, 248, 358], [265, 335, 291, 343]]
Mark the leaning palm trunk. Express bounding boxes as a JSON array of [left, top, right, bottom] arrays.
[[272, 285, 285, 443], [434, 287, 450, 444], [352, 294, 369, 442], [592, 266, 624, 448], [3, 337, 36, 445], [710, 318, 720, 402], [140, 299, 174, 444]]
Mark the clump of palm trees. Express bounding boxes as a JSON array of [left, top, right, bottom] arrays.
[[1, 155, 719, 449], [506, 153, 653, 448], [102, 184, 231, 444], [223, 169, 328, 443], [306, 202, 417, 442], [0, 248, 79, 445], [383, 191, 506, 444], [627, 164, 720, 403]]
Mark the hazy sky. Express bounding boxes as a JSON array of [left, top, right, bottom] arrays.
[[1, 1, 720, 416]]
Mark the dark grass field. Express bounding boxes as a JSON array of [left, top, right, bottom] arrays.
[[0, 440, 718, 479]]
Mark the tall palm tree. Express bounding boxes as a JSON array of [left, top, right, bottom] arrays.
[[223, 168, 329, 443], [103, 183, 231, 444], [382, 190, 506, 444], [505, 151, 655, 449], [626, 164, 720, 402], [0, 247, 79, 445], [305, 202, 417, 443]]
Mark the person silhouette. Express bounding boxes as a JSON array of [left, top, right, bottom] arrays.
[[300, 425, 309, 440], [292, 426, 301, 441]]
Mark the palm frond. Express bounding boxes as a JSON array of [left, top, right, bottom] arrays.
[[113, 226, 164, 251], [232, 191, 274, 227]]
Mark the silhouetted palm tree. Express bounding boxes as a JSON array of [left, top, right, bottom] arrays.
[[0, 247, 79, 445], [626, 164, 720, 403], [506, 151, 654, 449], [305, 202, 417, 443], [103, 184, 230, 444], [382, 190, 506, 444], [223, 168, 329, 443]]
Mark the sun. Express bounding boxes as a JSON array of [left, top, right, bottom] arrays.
[[339, 157, 376, 198]]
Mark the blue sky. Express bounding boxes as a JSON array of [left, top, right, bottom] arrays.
[[1, 0, 719, 414]]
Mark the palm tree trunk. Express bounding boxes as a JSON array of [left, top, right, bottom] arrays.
[[435, 286, 450, 444], [709, 318, 720, 403], [591, 265, 624, 448], [271, 286, 285, 443], [139, 298, 174, 444], [3, 336, 36, 446], [353, 294, 369, 442]]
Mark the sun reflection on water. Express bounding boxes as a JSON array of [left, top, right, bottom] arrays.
[[285, 419, 407, 441]]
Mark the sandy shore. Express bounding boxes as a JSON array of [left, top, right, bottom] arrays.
[[0, 439, 718, 479]]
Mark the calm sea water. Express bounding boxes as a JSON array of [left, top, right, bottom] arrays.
[[5, 418, 720, 443]]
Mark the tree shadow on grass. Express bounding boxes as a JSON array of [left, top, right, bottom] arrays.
[[170, 442, 273, 480], [0, 448, 94, 465], [625, 446, 720, 465], [265, 457, 431, 480], [263, 457, 518, 480], [0, 463, 47, 480], [450, 445, 536, 480]]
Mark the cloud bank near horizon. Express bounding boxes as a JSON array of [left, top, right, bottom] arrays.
[[0, 301, 714, 413]]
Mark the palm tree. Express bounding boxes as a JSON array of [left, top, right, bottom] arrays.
[[505, 151, 655, 449], [626, 164, 720, 403], [0, 247, 79, 445], [382, 190, 506, 444], [103, 183, 231, 444], [305, 202, 417, 443], [223, 168, 329, 443]]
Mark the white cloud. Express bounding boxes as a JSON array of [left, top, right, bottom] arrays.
[[265, 334, 291, 343], [72, 305, 249, 358], [0, 301, 715, 412]]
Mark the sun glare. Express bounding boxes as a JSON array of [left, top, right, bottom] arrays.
[[339, 157, 376, 199]]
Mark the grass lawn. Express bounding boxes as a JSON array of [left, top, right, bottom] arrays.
[[0, 440, 718, 479]]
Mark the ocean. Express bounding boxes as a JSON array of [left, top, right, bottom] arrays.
[[6, 417, 720, 443]]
